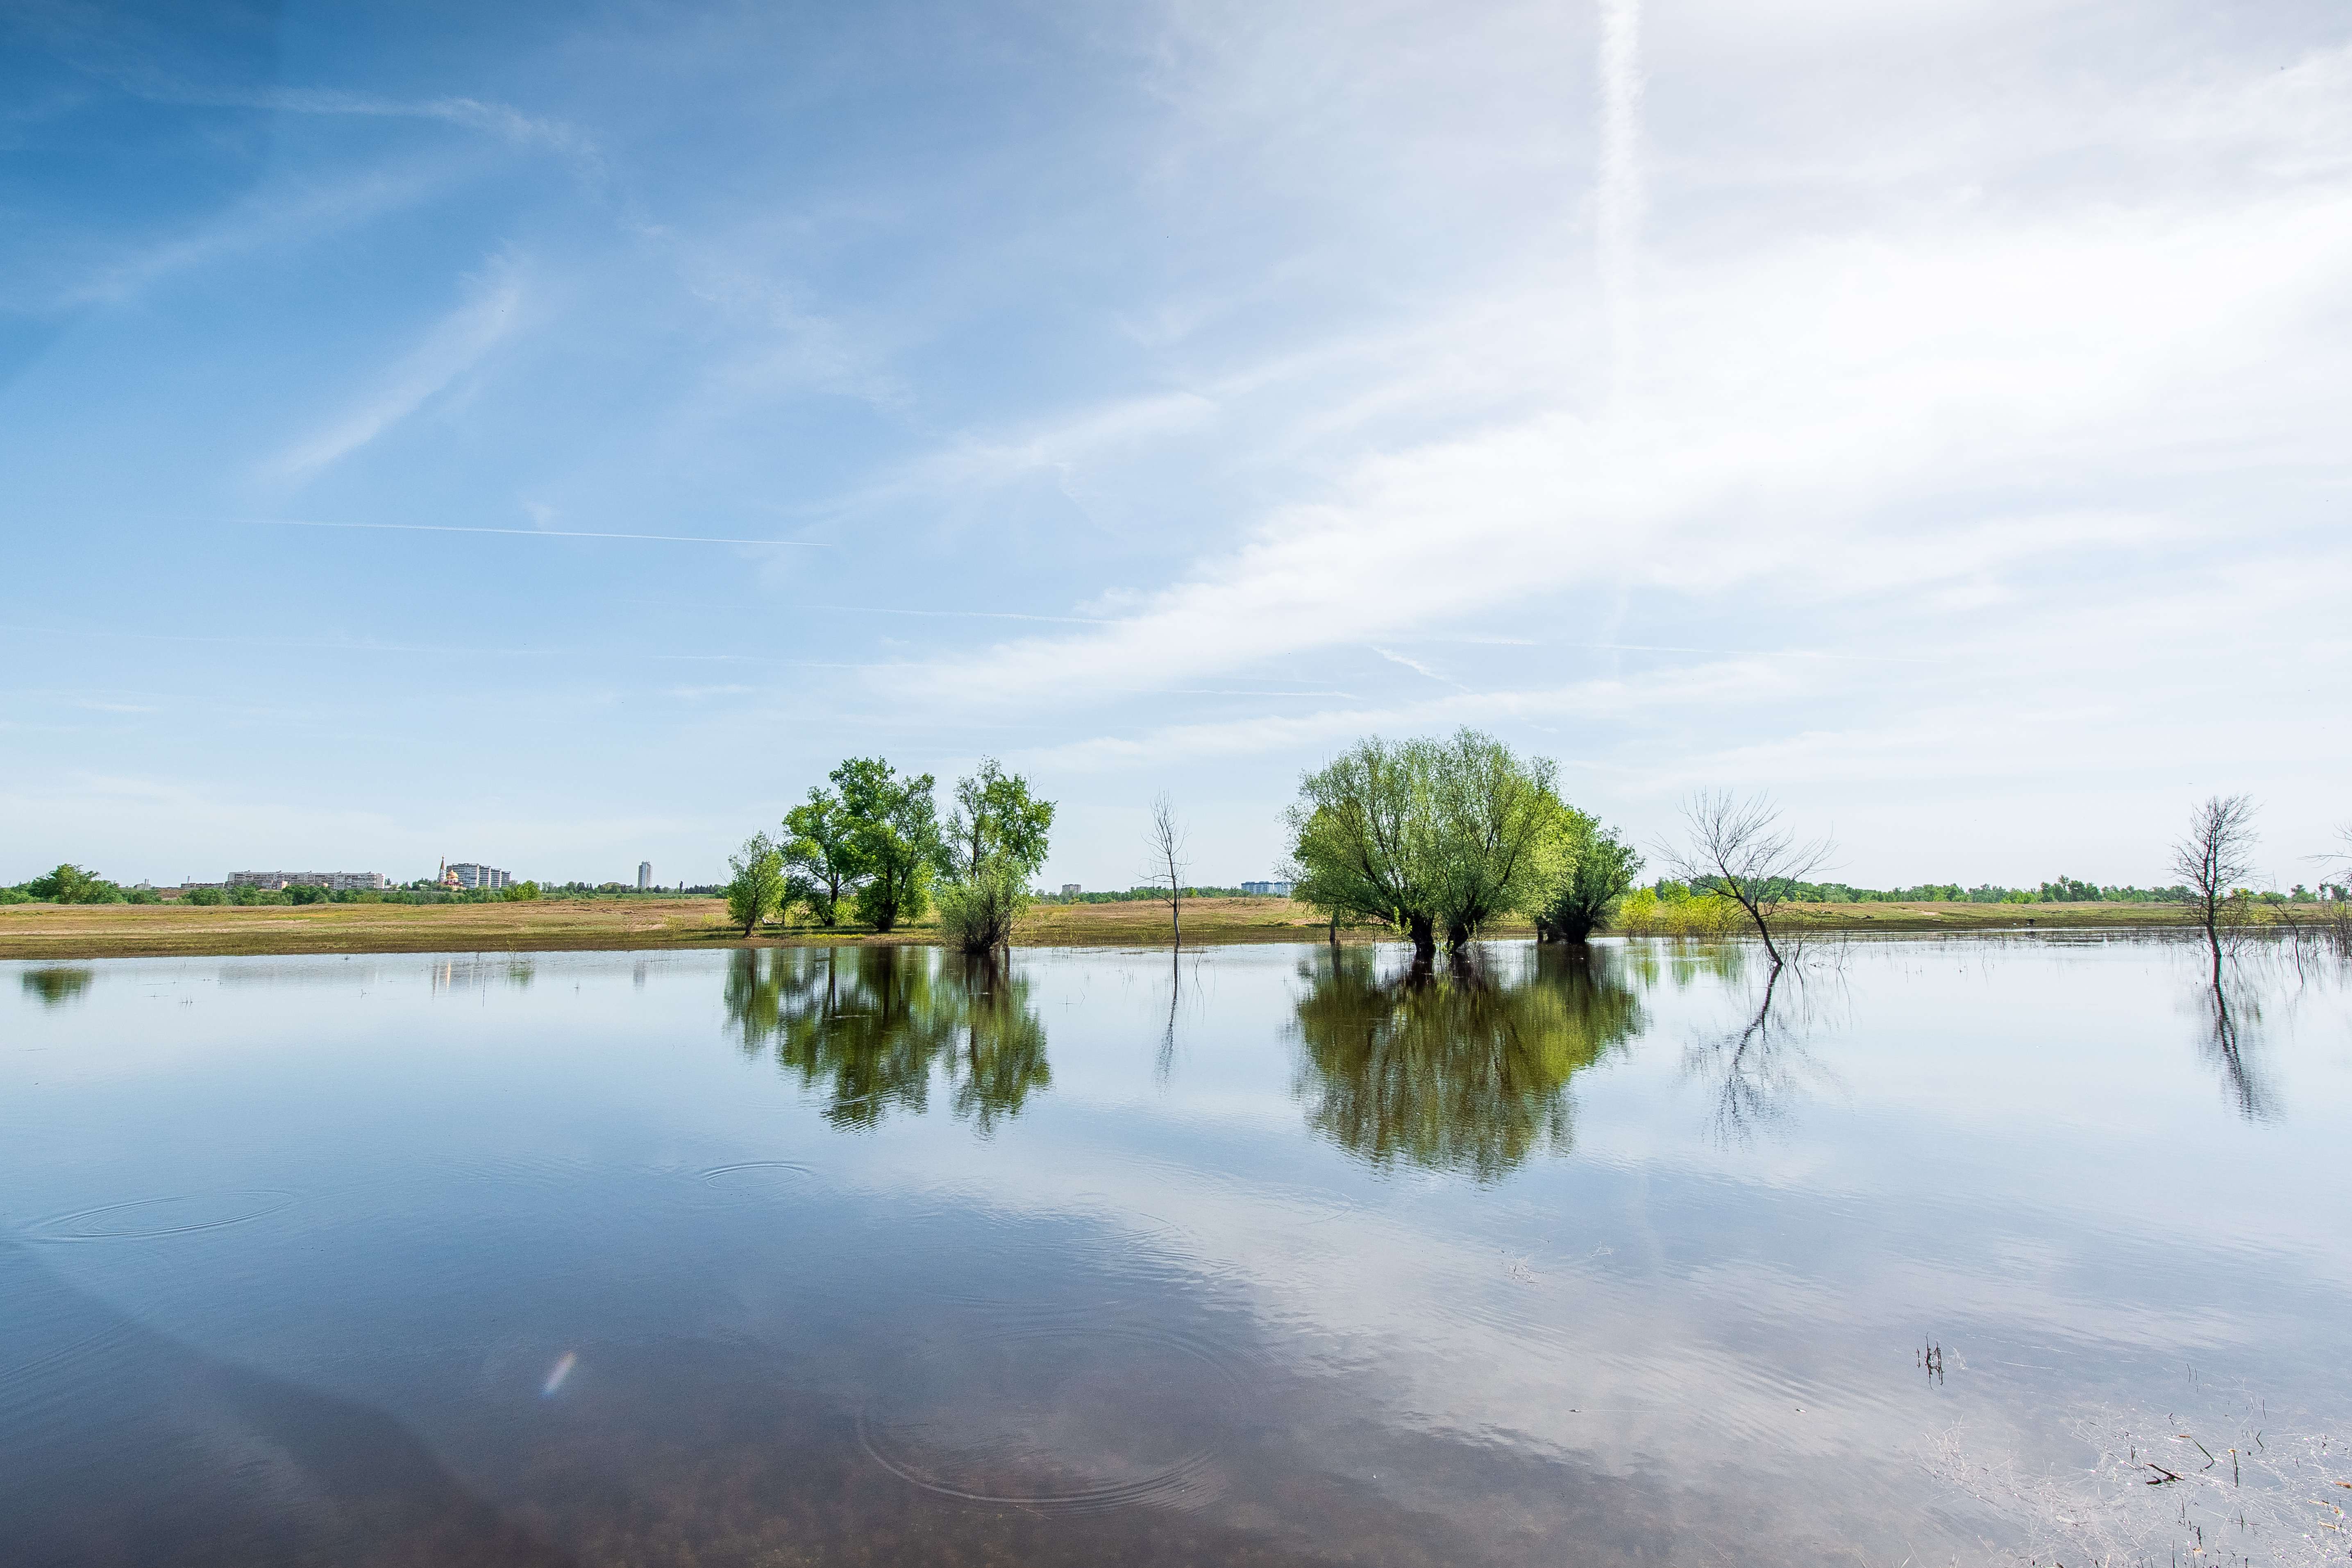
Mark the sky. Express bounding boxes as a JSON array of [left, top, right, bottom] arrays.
[[3, 0, 2348, 893]]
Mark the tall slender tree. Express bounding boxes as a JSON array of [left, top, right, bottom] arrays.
[[1145, 792, 1190, 945], [724, 833, 788, 938]]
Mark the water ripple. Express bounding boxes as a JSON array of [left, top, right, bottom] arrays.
[[25, 1189, 299, 1242]]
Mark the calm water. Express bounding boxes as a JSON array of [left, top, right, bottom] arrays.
[[4, 935, 2347, 1568]]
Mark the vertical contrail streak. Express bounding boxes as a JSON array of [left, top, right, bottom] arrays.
[[1597, 0, 1643, 408]]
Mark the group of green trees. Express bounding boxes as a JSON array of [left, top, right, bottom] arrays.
[[1, 865, 157, 905], [725, 757, 1056, 952], [1284, 729, 1642, 965]]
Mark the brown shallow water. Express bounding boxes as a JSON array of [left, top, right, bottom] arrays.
[[3, 935, 2347, 1566]]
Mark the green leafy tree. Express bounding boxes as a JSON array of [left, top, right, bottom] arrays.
[[725, 832, 788, 937], [25, 864, 116, 903], [182, 885, 226, 906], [782, 787, 864, 926], [835, 757, 940, 932], [936, 760, 1055, 953], [502, 880, 542, 901], [943, 757, 1056, 880], [1534, 811, 1644, 944], [1288, 729, 1557, 962], [284, 883, 331, 905], [1425, 731, 1560, 951], [1287, 738, 1449, 963]]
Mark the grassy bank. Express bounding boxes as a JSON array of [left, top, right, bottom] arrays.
[[0, 894, 2212, 962]]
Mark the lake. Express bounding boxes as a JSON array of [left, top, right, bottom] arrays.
[[4, 935, 2347, 1567]]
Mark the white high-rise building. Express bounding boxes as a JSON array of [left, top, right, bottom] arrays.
[[637, 861, 652, 891]]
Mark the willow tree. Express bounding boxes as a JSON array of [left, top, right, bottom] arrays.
[[1427, 731, 1560, 951], [1288, 729, 1560, 963], [1532, 809, 1644, 944], [1287, 737, 1447, 962]]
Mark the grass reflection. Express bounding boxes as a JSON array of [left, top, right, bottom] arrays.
[[1290, 945, 1644, 1181], [723, 946, 1049, 1132]]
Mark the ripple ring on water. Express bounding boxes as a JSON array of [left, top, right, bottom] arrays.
[[28, 1188, 300, 1241], [855, 1323, 1245, 1514], [695, 1160, 816, 1187]]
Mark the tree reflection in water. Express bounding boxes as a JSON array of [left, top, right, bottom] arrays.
[[1290, 944, 1645, 1181], [19, 967, 93, 1008], [2194, 975, 2275, 1122], [722, 946, 1049, 1133], [1679, 953, 1844, 1146]]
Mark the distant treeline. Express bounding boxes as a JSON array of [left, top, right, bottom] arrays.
[[0, 867, 731, 907], [1646, 876, 2338, 905]]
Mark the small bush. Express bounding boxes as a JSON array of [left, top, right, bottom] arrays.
[[1613, 887, 1740, 937], [936, 862, 1030, 953], [0, 887, 31, 905]]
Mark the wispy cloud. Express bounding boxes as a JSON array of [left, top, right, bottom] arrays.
[[263, 258, 529, 484]]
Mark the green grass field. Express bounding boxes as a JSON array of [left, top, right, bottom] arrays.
[[0, 893, 2213, 962]]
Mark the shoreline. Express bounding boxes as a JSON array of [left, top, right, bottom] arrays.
[[0, 895, 2216, 963]]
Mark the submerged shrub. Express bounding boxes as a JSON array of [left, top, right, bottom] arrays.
[[936, 861, 1030, 954]]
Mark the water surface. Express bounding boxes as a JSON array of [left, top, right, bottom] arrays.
[[5, 935, 2347, 1566]]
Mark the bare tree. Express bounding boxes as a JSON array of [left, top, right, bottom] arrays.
[[2168, 794, 2257, 982], [2311, 821, 2352, 897], [1661, 791, 1834, 970], [1144, 792, 1190, 946]]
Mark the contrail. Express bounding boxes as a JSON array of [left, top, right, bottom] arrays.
[[1596, 0, 1643, 407], [253, 519, 830, 546]]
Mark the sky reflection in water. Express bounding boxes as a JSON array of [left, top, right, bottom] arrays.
[[2, 935, 2346, 1566]]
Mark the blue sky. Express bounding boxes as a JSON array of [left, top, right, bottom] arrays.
[[4, 0, 2347, 892]]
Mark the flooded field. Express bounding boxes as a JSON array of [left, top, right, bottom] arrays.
[[4, 935, 2347, 1566]]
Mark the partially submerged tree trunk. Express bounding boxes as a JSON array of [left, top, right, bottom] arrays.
[[1406, 912, 1437, 965]]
